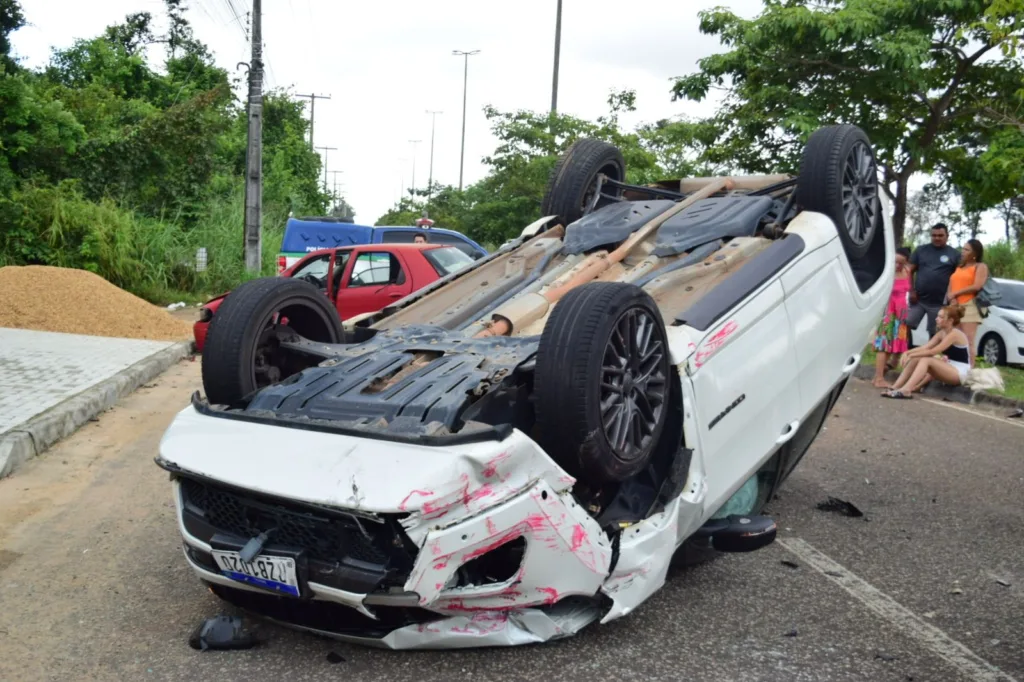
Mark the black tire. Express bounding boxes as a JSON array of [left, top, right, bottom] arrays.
[[535, 282, 671, 486], [201, 277, 344, 405], [541, 138, 625, 226], [980, 333, 1006, 366], [796, 124, 880, 261]]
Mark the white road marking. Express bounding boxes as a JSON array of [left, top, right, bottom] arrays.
[[919, 397, 1024, 429], [778, 537, 1019, 682]]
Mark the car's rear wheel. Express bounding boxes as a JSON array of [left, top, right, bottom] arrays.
[[981, 333, 1006, 366], [796, 124, 881, 262], [201, 277, 345, 405], [541, 138, 625, 227], [534, 282, 671, 486]]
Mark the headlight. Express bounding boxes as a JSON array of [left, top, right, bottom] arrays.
[[198, 307, 213, 323], [1011, 320, 1024, 334]]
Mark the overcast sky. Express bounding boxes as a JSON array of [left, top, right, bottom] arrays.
[[10, 0, 1004, 242]]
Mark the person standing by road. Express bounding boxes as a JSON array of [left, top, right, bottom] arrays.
[[907, 223, 960, 347], [872, 247, 912, 388], [945, 238, 989, 366]]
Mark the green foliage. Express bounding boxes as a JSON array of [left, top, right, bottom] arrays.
[[985, 241, 1024, 281], [0, 181, 286, 301], [671, 0, 1024, 244], [0, 0, 335, 302]]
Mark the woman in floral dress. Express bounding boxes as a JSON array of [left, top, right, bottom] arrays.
[[873, 247, 912, 388]]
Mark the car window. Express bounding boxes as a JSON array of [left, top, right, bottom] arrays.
[[423, 246, 475, 276], [424, 232, 483, 258], [348, 252, 404, 287], [380, 230, 417, 243], [996, 281, 1024, 311], [291, 253, 331, 282]]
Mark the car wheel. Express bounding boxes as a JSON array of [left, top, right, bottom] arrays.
[[541, 138, 625, 227], [535, 282, 671, 486], [796, 124, 880, 261], [201, 277, 345, 405], [981, 333, 1006, 366]]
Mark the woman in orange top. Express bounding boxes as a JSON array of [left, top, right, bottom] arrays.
[[945, 239, 989, 366]]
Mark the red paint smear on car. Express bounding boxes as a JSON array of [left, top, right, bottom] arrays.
[[570, 524, 586, 552], [482, 450, 512, 479], [537, 587, 560, 605], [398, 489, 433, 511], [694, 320, 739, 368], [486, 517, 498, 536]]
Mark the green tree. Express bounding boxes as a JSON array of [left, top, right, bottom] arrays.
[[672, 0, 1024, 245], [1, 0, 24, 72]]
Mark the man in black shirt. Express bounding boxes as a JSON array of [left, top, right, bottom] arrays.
[[907, 223, 961, 343]]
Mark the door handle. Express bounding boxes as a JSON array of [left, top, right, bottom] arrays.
[[388, 293, 403, 298], [776, 420, 801, 445], [842, 353, 861, 374]]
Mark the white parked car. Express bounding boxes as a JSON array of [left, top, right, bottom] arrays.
[[909, 277, 1024, 366], [157, 125, 894, 649]]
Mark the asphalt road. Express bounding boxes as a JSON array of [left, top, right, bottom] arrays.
[[0, 360, 1021, 682]]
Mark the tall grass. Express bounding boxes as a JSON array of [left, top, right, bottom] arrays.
[[0, 181, 287, 304]]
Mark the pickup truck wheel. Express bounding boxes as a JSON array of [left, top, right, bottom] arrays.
[[796, 124, 880, 262], [201, 277, 344, 405], [541, 138, 625, 227], [535, 282, 670, 486]]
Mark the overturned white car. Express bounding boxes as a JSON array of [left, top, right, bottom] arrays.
[[157, 124, 894, 648]]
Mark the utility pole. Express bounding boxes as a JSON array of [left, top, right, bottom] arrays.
[[329, 170, 344, 209], [551, 0, 562, 114], [426, 110, 442, 205], [408, 139, 421, 200], [452, 50, 480, 192], [243, 0, 263, 273], [315, 145, 337, 195], [295, 93, 331, 151]]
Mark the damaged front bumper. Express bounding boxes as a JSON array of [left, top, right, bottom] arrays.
[[158, 403, 709, 648]]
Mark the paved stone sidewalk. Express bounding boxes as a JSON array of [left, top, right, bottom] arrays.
[[0, 328, 191, 477], [0, 328, 174, 435]]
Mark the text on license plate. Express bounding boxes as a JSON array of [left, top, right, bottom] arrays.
[[211, 550, 299, 597]]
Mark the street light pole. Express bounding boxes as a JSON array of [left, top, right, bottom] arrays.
[[408, 139, 421, 200], [452, 49, 480, 192], [315, 145, 337, 196], [426, 110, 443, 205], [551, 0, 562, 114]]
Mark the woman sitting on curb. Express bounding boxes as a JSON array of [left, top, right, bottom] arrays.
[[882, 304, 971, 399]]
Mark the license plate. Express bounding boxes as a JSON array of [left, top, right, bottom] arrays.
[[211, 551, 299, 597]]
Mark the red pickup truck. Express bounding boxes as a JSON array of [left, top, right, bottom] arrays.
[[193, 243, 474, 352]]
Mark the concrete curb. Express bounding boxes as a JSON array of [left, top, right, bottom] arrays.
[[852, 364, 1024, 412], [0, 340, 193, 479]]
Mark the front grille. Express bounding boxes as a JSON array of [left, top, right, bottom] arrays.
[[180, 478, 390, 564]]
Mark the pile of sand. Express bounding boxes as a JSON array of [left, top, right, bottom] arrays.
[[0, 265, 193, 341]]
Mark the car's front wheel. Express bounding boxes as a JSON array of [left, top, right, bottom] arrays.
[[534, 282, 671, 487], [981, 333, 1006, 366]]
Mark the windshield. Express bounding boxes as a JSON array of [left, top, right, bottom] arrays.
[[996, 280, 1024, 311], [423, 246, 475, 276]]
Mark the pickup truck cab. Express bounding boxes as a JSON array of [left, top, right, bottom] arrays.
[[278, 217, 488, 272], [195, 243, 474, 352]]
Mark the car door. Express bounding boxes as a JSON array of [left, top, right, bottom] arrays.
[[685, 280, 804, 514], [336, 250, 413, 318]]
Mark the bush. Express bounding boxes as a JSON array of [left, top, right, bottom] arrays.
[[0, 181, 286, 303], [984, 241, 1024, 281]]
